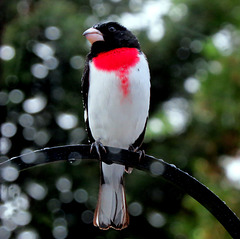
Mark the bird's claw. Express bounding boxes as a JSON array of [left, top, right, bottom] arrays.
[[138, 149, 145, 161], [90, 139, 106, 160], [129, 145, 145, 161]]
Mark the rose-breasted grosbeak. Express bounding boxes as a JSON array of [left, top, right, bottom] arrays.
[[82, 22, 150, 230]]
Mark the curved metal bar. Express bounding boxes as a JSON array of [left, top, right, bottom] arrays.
[[1, 144, 240, 238]]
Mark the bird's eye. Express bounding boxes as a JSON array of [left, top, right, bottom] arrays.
[[108, 26, 116, 32]]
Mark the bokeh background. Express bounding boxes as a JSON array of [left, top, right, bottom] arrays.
[[1, 0, 240, 238]]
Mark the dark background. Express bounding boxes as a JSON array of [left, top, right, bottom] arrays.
[[1, 0, 240, 238]]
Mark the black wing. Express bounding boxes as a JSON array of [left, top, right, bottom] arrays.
[[81, 57, 95, 143]]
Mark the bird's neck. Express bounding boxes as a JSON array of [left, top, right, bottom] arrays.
[[89, 42, 114, 60], [92, 48, 140, 71]]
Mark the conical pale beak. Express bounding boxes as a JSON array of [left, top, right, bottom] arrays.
[[83, 27, 104, 44]]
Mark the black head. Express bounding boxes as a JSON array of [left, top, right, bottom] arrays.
[[83, 22, 141, 57], [93, 22, 140, 49]]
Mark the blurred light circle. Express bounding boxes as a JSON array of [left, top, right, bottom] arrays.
[[56, 113, 78, 130], [17, 230, 38, 239], [1, 122, 17, 138], [163, 97, 190, 133], [184, 77, 200, 94], [15, 194, 30, 210], [147, 212, 166, 228], [0, 226, 11, 239], [44, 56, 59, 70], [222, 157, 240, 184], [47, 199, 61, 213], [12, 211, 31, 226], [147, 22, 165, 42], [0, 227, 11, 239], [31, 63, 49, 79], [69, 127, 86, 144], [34, 130, 50, 146], [26, 182, 47, 200], [148, 118, 163, 134], [9, 89, 24, 104], [0, 137, 12, 154], [22, 127, 36, 141], [6, 184, 21, 200], [45, 26, 62, 40], [23, 96, 47, 114], [20, 149, 37, 164], [212, 29, 232, 54], [2, 219, 17, 232], [208, 61, 222, 75], [0, 45, 15, 61], [190, 40, 203, 53], [74, 188, 88, 203], [68, 152, 82, 164], [81, 210, 93, 224], [1, 166, 19, 182], [150, 161, 165, 176], [56, 177, 72, 193], [169, 4, 188, 22], [52, 225, 68, 239], [19, 114, 34, 127], [33, 43, 54, 60], [17, 1, 30, 15], [70, 56, 84, 69], [129, 202, 143, 216]]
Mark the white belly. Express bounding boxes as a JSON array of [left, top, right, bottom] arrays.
[[88, 53, 150, 149]]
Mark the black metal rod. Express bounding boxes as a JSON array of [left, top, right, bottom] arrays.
[[1, 144, 240, 238]]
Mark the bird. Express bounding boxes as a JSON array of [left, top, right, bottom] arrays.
[[82, 22, 150, 230]]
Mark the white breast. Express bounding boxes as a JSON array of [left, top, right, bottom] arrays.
[[87, 53, 150, 149]]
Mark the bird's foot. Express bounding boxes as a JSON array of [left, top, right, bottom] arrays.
[[90, 139, 106, 160], [125, 166, 133, 174], [137, 148, 146, 160], [125, 145, 145, 174], [129, 145, 145, 161]]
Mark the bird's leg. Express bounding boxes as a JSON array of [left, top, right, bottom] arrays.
[[90, 138, 106, 160]]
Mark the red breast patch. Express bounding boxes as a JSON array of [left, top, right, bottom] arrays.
[[93, 48, 140, 96]]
